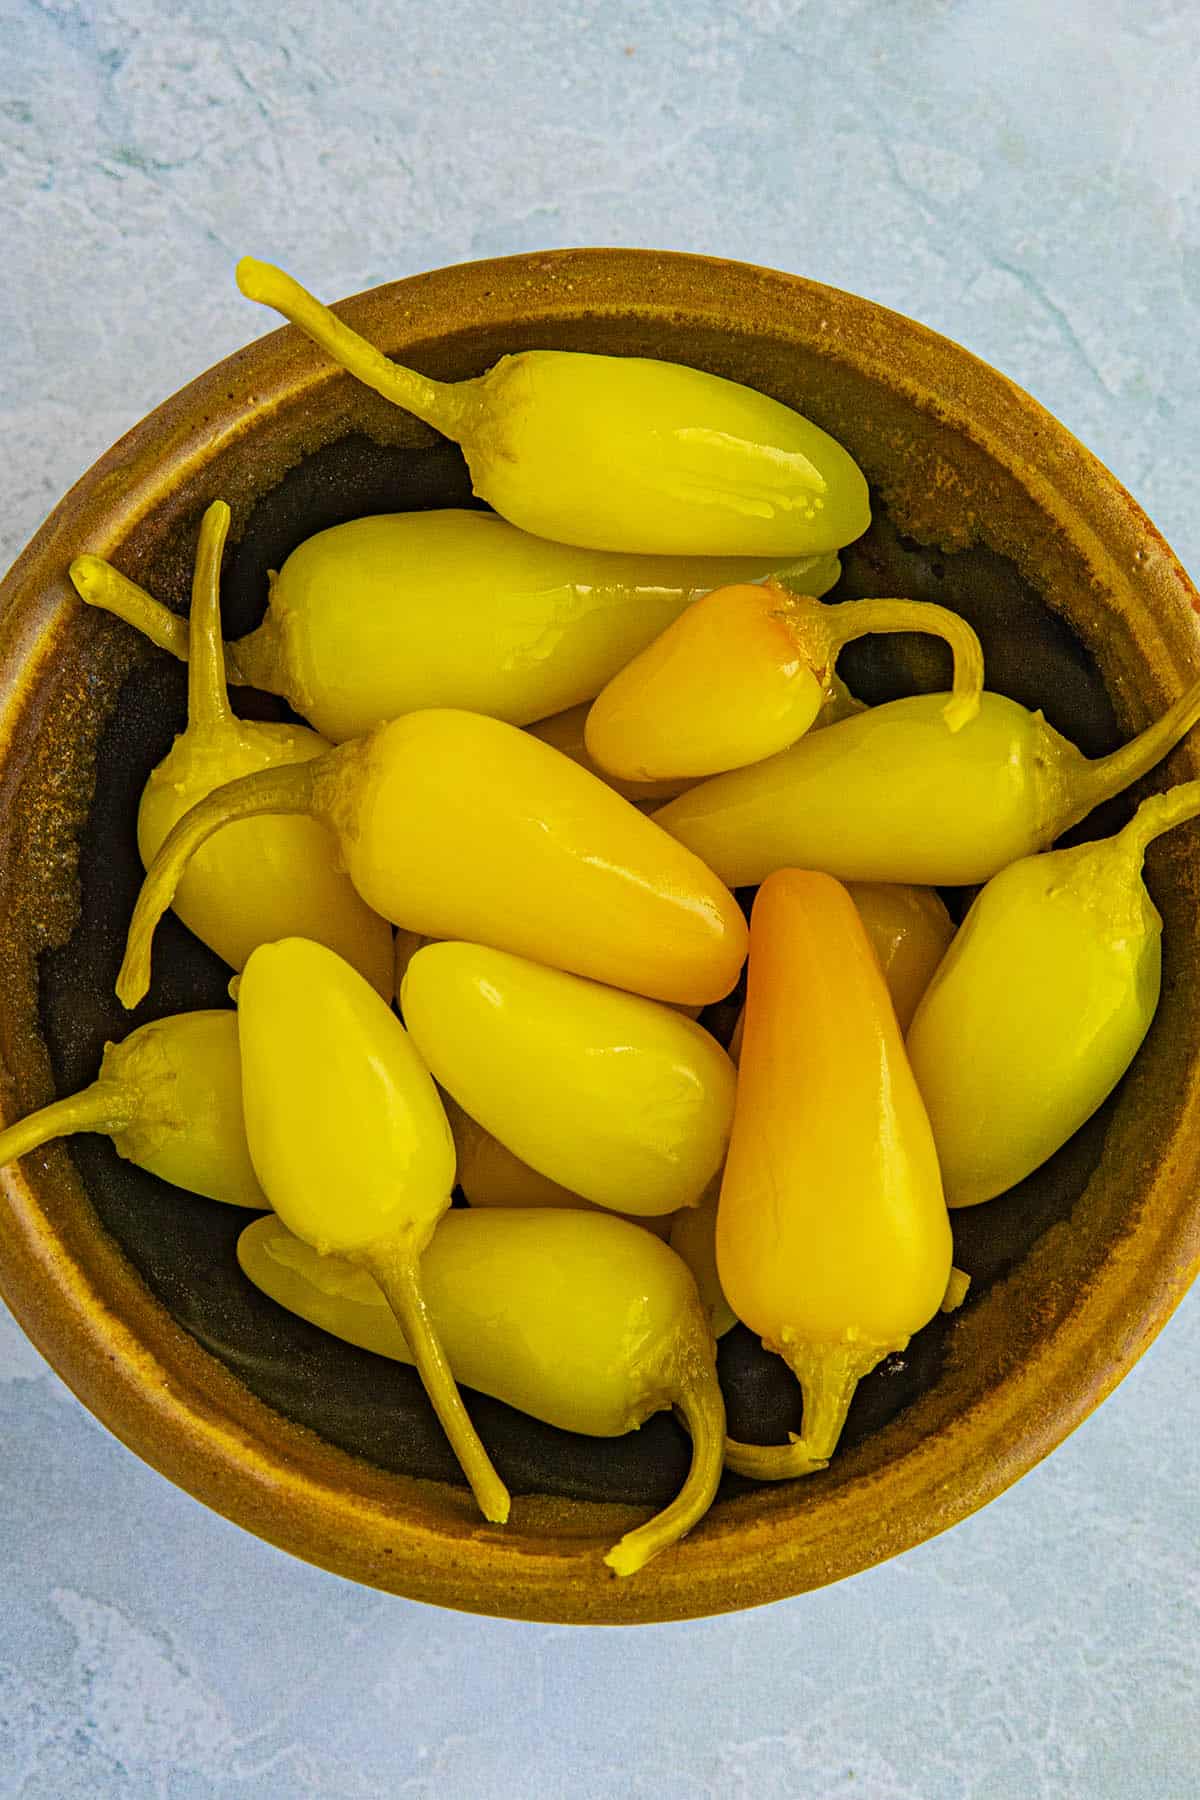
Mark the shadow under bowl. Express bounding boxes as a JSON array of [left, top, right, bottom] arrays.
[[1, 249, 1198, 1623]]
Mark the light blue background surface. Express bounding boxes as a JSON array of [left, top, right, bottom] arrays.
[[2, 2, 1198, 1794]]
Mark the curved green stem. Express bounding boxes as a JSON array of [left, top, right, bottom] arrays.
[[724, 1335, 889, 1481], [1061, 673, 1200, 830], [187, 501, 234, 734], [823, 597, 985, 732], [1117, 775, 1200, 862], [363, 1242, 510, 1525], [0, 1079, 136, 1172], [236, 258, 469, 441], [604, 1367, 727, 1577], [68, 556, 251, 684], [116, 761, 318, 1009]]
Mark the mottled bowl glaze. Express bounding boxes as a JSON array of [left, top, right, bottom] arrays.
[[1, 250, 1197, 1624]]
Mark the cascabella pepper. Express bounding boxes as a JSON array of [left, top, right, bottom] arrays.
[[585, 581, 984, 782], [97, 500, 392, 993], [401, 943, 736, 1216], [236, 259, 871, 558], [728, 879, 956, 1060], [841, 882, 956, 1033], [527, 703, 697, 805], [237, 1207, 726, 1575], [440, 1089, 586, 1211], [669, 1188, 737, 1338], [117, 709, 748, 1010], [719, 870, 952, 1479], [655, 683, 1200, 887], [72, 511, 840, 744], [907, 777, 1200, 1207], [0, 1010, 264, 1207], [237, 937, 509, 1523]]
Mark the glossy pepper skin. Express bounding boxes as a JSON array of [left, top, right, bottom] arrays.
[[907, 778, 1200, 1208], [237, 937, 509, 1523], [669, 1187, 737, 1338], [238, 1208, 725, 1575], [527, 702, 698, 806], [85, 501, 392, 995], [655, 682, 1200, 888], [845, 883, 956, 1033], [0, 1011, 264, 1207], [117, 709, 748, 1011], [236, 259, 871, 559], [401, 943, 737, 1217], [585, 581, 983, 783], [719, 871, 952, 1479], [728, 879, 955, 1060], [72, 512, 840, 745]]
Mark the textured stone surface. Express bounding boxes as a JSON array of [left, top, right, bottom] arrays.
[[1, 0, 1197, 1793]]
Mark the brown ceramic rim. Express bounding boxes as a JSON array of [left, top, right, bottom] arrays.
[[1, 249, 1198, 1623]]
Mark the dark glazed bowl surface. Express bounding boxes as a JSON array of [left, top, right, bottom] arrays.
[[1, 249, 1197, 1623]]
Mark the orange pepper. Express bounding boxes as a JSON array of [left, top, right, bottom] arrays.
[[719, 870, 952, 1478]]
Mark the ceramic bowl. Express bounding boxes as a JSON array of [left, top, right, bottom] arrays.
[[1, 250, 1198, 1624]]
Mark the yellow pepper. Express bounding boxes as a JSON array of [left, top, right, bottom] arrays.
[[72, 511, 840, 744], [719, 870, 952, 1478], [843, 881, 956, 1033], [395, 935, 675, 1229], [237, 937, 509, 1523], [907, 777, 1200, 1207], [92, 500, 392, 994], [0, 1010, 264, 1207], [656, 682, 1200, 888], [669, 1187, 737, 1338], [728, 879, 955, 1060], [585, 581, 984, 782], [236, 259, 871, 557], [117, 709, 748, 1010], [527, 703, 697, 805], [400, 943, 736, 1217], [237, 1207, 726, 1575]]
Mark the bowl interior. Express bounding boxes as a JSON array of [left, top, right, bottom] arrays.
[[2, 251, 1198, 1621]]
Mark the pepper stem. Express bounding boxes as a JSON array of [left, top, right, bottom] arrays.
[[1059, 673, 1200, 831], [1116, 775, 1200, 862], [68, 556, 251, 684], [116, 761, 319, 1010], [821, 597, 985, 732], [723, 1334, 890, 1480], [0, 1079, 136, 1172], [362, 1241, 511, 1525], [604, 1365, 727, 1577], [187, 502, 234, 735], [236, 258, 469, 441]]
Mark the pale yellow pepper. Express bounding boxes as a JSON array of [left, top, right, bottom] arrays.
[[237, 936, 508, 1523], [401, 942, 736, 1217], [669, 1187, 737, 1338], [656, 683, 1200, 888], [238, 1208, 727, 1575], [118, 709, 748, 1011], [0, 1010, 264, 1207], [99, 501, 392, 994], [73, 510, 840, 743], [907, 776, 1200, 1207], [236, 258, 871, 557]]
